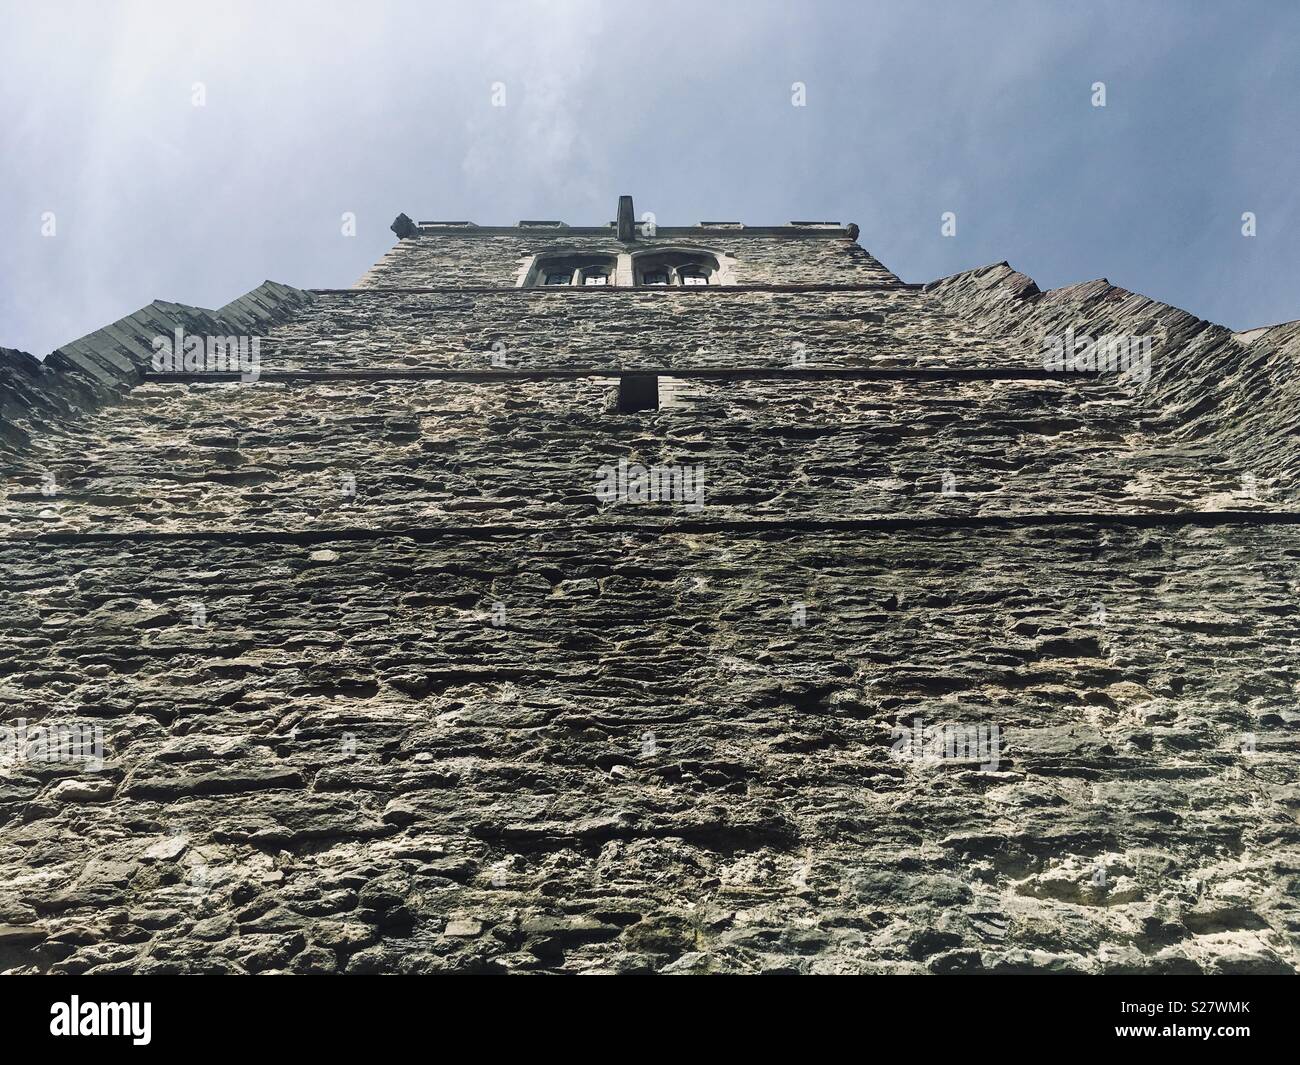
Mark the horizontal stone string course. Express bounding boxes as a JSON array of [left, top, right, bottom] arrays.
[[144, 366, 1100, 383], [13, 509, 1300, 548], [311, 283, 925, 294]]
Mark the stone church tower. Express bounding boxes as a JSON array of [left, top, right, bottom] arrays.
[[0, 197, 1297, 974]]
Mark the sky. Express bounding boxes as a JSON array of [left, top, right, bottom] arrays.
[[1, 0, 1297, 356]]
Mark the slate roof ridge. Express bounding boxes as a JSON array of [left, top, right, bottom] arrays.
[[926, 260, 1300, 487], [0, 281, 314, 458]]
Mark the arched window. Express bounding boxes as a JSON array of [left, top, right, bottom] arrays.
[[632, 250, 721, 287], [529, 253, 617, 287], [519, 247, 734, 288]]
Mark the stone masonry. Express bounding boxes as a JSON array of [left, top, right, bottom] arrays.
[[1, 200, 1298, 974]]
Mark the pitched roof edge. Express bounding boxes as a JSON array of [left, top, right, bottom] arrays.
[[0, 282, 313, 459]]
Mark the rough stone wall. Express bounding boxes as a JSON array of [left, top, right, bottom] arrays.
[[0, 282, 312, 461], [0, 375, 1267, 538], [1, 227, 1297, 974], [1, 526, 1297, 974], [359, 231, 898, 288], [927, 262, 1300, 501], [239, 288, 995, 371]]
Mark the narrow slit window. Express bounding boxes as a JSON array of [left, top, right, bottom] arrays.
[[618, 373, 659, 412]]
